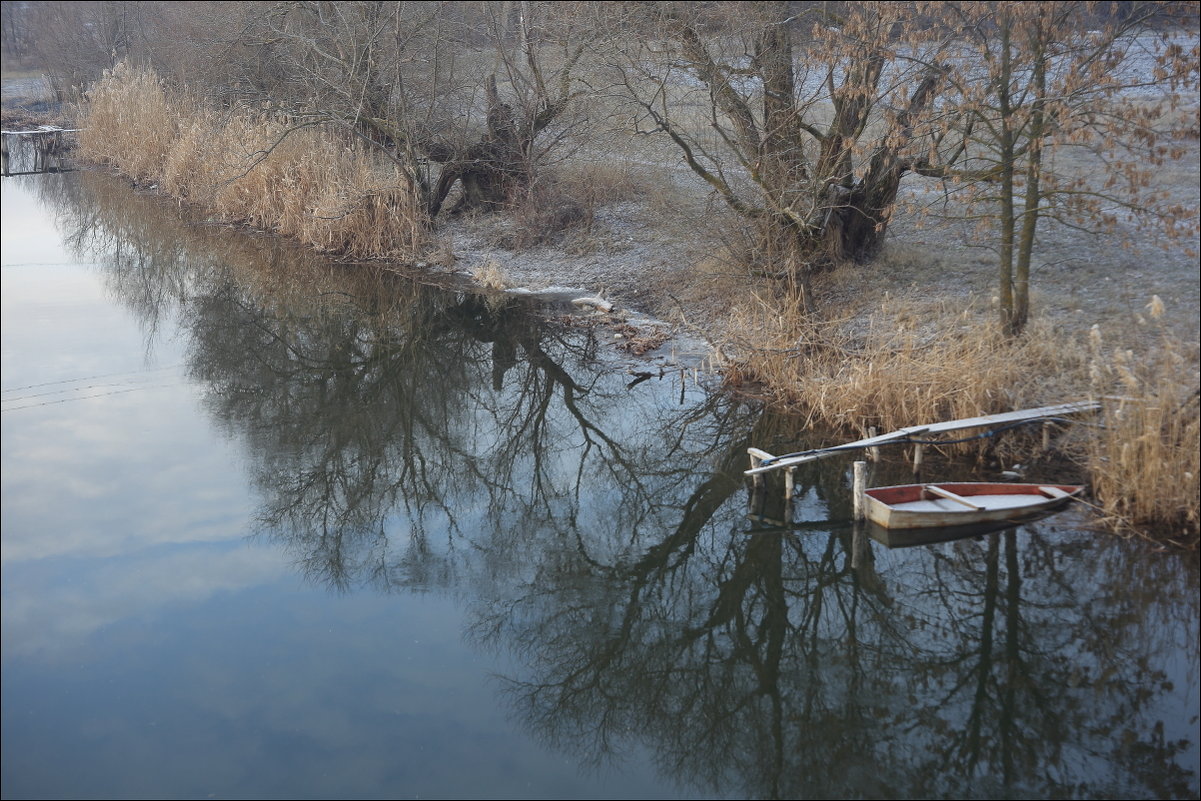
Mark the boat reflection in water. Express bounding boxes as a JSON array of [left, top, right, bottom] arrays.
[[864, 515, 1060, 549]]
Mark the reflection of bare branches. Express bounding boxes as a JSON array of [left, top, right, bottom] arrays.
[[47, 168, 757, 603], [484, 509, 1198, 798], [38, 169, 1200, 800]]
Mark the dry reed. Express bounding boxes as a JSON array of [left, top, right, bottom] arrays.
[[1085, 315, 1201, 546], [723, 293, 1076, 436], [472, 258, 508, 290], [77, 62, 177, 184], [78, 63, 429, 261]]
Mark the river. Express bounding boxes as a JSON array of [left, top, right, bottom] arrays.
[[2, 167, 1198, 799]]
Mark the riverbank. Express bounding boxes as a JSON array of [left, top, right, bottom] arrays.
[[5, 68, 1199, 545], [6, 70, 1194, 356]]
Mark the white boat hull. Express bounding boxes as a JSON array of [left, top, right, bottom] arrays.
[[865, 483, 1084, 530]]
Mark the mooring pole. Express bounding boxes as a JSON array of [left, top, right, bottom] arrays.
[[783, 467, 795, 522], [747, 449, 772, 486], [852, 460, 866, 521], [912, 443, 924, 478], [867, 427, 880, 461], [851, 520, 866, 570]]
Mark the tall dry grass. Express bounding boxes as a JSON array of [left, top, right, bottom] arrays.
[[77, 62, 429, 260], [1085, 315, 1201, 546], [77, 62, 178, 184], [722, 293, 1079, 436]]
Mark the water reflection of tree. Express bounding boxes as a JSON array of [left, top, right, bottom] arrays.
[[40, 170, 1199, 800], [40, 172, 778, 593], [482, 517, 1197, 799]]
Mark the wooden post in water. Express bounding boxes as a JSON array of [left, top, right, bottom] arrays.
[[747, 448, 771, 515], [912, 443, 924, 478], [852, 460, 866, 521], [1042, 421, 1052, 452], [867, 427, 880, 461], [747, 449, 774, 485], [783, 467, 795, 522]]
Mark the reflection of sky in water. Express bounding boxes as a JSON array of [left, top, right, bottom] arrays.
[[0, 175, 696, 799], [5, 584, 660, 799], [2, 180, 256, 572], [1, 176, 72, 265], [2, 177, 273, 658]]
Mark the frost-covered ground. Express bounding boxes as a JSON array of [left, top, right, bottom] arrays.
[[439, 139, 1198, 360], [435, 30, 1200, 356]]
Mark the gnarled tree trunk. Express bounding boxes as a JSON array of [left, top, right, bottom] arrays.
[[428, 77, 530, 216], [638, 2, 948, 295]]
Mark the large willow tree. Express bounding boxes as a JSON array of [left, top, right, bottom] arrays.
[[602, 1, 959, 300]]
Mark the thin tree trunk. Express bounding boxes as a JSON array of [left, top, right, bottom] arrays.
[[997, 21, 1018, 336], [1014, 32, 1048, 336]]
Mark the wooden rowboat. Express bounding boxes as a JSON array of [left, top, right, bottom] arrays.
[[864, 482, 1084, 530]]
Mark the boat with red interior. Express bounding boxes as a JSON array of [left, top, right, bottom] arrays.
[[864, 482, 1084, 530]]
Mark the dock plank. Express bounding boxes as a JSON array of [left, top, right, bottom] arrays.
[[745, 401, 1100, 475]]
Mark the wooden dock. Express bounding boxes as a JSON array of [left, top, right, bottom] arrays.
[[1, 126, 80, 176], [745, 401, 1100, 476], [744, 400, 1101, 526], [0, 126, 82, 135]]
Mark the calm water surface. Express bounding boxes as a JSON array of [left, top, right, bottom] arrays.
[[2, 170, 1198, 799]]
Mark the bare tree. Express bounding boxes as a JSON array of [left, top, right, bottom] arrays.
[[23, 1, 158, 100], [939, 1, 1199, 335], [599, 1, 956, 300], [1, 0, 34, 65], [217, 1, 592, 220]]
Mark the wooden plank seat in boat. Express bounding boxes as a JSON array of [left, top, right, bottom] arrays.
[[889, 492, 1063, 514]]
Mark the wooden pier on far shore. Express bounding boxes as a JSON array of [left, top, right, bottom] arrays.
[[1, 126, 80, 176]]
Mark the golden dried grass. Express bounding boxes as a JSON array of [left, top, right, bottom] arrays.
[[1085, 316, 1200, 545], [723, 293, 1075, 434], [78, 62, 178, 184], [77, 63, 429, 261], [472, 258, 508, 290], [161, 108, 223, 200]]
